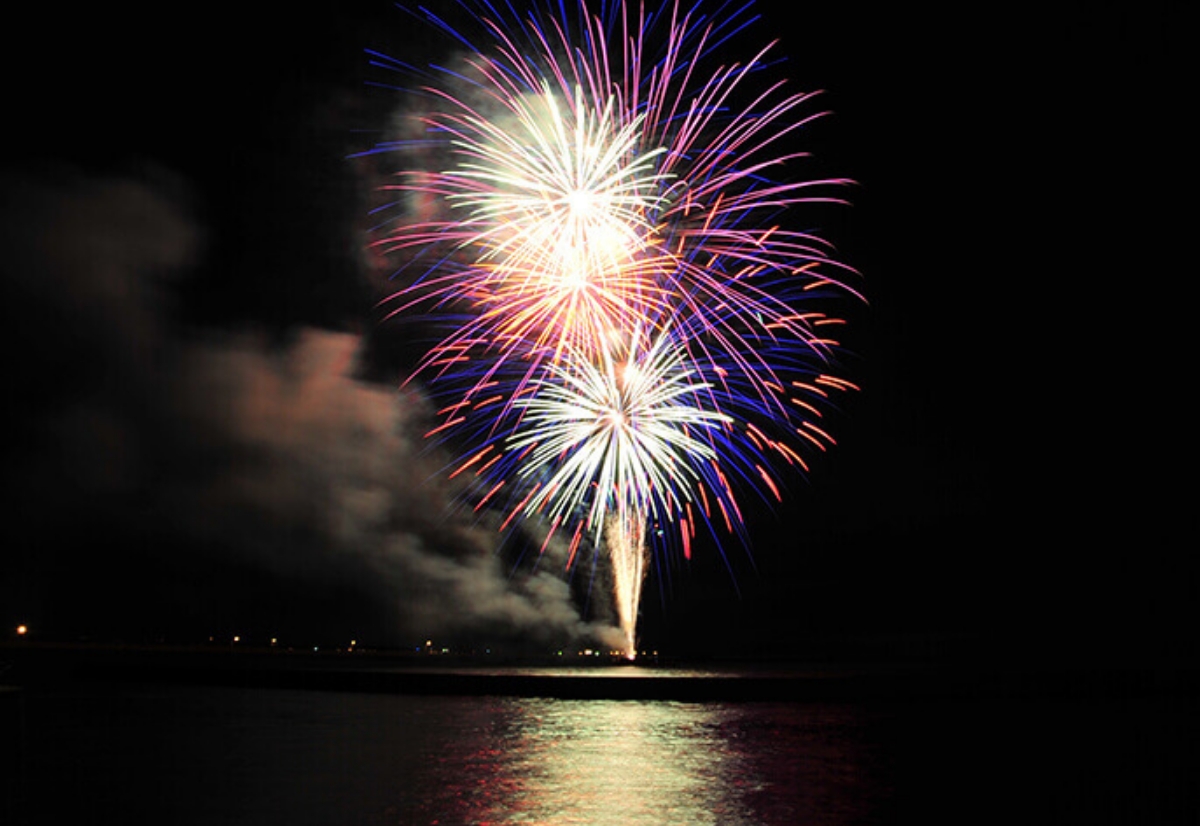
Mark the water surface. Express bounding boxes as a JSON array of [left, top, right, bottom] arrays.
[[12, 667, 1197, 824], [18, 680, 883, 825]]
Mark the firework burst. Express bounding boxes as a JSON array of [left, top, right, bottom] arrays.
[[508, 326, 730, 543], [366, 0, 860, 656]]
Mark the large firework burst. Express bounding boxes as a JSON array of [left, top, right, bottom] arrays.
[[366, 0, 860, 656]]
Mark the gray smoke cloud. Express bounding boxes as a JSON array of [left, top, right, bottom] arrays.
[[1, 165, 623, 651]]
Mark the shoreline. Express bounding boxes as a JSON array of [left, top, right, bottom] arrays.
[[4, 642, 1197, 702]]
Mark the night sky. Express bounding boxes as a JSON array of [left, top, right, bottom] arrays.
[[1, 2, 1188, 663]]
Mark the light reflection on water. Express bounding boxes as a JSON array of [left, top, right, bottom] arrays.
[[442, 699, 759, 824], [402, 696, 879, 825], [470, 701, 883, 821], [22, 681, 882, 825]]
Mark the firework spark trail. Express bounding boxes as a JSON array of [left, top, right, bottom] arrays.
[[606, 509, 647, 659], [369, 0, 860, 655]]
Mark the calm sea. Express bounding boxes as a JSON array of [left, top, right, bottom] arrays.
[[8, 666, 1197, 825]]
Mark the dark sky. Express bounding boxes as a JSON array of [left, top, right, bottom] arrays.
[[1, 2, 1188, 662]]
